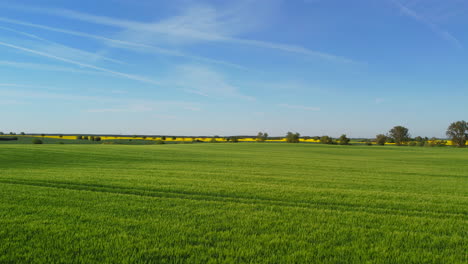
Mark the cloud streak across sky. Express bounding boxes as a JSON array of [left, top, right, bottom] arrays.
[[0, 3, 355, 63], [0, 17, 249, 70], [391, 0, 462, 48], [0, 40, 161, 85]]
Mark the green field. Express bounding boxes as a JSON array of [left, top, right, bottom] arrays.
[[0, 144, 466, 263], [0, 136, 166, 145]]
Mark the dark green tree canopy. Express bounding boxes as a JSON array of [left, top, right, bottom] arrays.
[[338, 134, 350, 145], [375, 134, 387, 146], [286, 132, 300, 143], [256, 132, 268, 142], [389, 126, 410, 145], [446, 121, 468, 147]]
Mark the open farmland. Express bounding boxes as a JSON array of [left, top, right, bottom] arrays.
[[0, 144, 467, 263]]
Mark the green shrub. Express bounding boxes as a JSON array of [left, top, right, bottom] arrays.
[[286, 132, 300, 143], [375, 134, 387, 145], [32, 139, 43, 144], [437, 140, 448, 147], [320, 136, 333, 144], [156, 140, 165, 144], [338, 134, 350, 145]]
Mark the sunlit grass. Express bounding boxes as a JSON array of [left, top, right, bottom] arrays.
[[0, 144, 466, 263]]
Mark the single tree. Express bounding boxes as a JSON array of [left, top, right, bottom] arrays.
[[389, 126, 410, 145], [446, 120, 468, 147], [286, 132, 300, 143], [256, 132, 268, 142], [375, 134, 387, 146], [338, 134, 350, 145], [20, 132, 25, 135], [161, 136, 166, 141]]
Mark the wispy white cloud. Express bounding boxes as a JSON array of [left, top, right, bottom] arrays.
[[0, 40, 160, 85], [0, 87, 116, 102], [0, 3, 355, 63], [0, 17, 248, 70], [0, 25, 125, 65], [169, 64, 255, 101], [1, 85, 202, 112], [110, 90, 128, 94], [87, 105, 152, 113], [87, 101, 201, 113], [0, 83, 65, 91], [0, 99, 28, 105], [391, 0, 462, 48], [375, 98, 385, 104], [279, 103, 320, 111], [0, 60, 113, 76]]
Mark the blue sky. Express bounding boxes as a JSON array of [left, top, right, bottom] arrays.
[[1, 0, 467, 137]]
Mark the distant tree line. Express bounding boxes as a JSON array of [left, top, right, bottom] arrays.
[[2, 120, 466, 147], [370, 121, 467, 147], [77, 135, 101, 142]]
